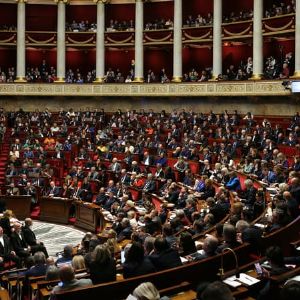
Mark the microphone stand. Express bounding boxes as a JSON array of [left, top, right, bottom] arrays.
[[219, 247, 240, 280]]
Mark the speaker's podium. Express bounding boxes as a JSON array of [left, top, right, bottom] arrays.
[[40, 197, 73, 224], [0, 195, 31, 220], [74, 201, 104, 233]]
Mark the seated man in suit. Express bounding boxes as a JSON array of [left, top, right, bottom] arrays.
[[95, 187, 108, 206], [142, 151, 155, 166], [192, 235, 218, 261], [6, 182, 20, 196], [148, 236, 182, 271], [50, 265, 92, 298], [0, 226, 21, 269], [21, 251, 47, 278], [10, 222, 31, 259], [46, 181, 61, 197], [22, 218, 48, 257], [142, 173, 156, 193]]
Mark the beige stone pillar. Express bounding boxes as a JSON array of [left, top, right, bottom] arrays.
[[251, 0, 263, 80], [134, 0, 144, 82], [172, 0, 182, 82], [15, 0, 26, 82], [212, 0, 222, 80], [94, 0, 106, 83], [54, 0, 68, 82]]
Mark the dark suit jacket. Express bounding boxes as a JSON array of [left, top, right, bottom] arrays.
[[0, 234, 13, 259], [22, 225, 37, 246], [10, 231, 29, 256], [143, 180, 156, 193], [0, 218, 11, 236], [89, 257, 116, 284], [47, 186, 60, 197], [23, 264, 47, 277], [241, 186, 257, 207], [149, 248, 182, 271], [123, 257, 156, 278]]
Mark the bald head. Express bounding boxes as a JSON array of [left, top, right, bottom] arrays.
[[25, 218, 33, 227]]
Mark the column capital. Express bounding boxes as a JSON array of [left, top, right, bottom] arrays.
[[93, 0, 111, 3], [54, 0, 69, 4], [15, 0, 27, 3]]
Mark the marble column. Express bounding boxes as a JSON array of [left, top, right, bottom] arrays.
[[55, 0, 68, 82], [212, 0, 222, 80], [251, 0, 263, 80], [134, 0, 144, 82], [94, 0, 106, 83], [15, 0, 26, 82], [293, 0, 300, 77], [172, 0, 182, 82]]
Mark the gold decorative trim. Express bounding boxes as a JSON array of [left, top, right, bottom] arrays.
[[54, 77, 65, 83], [209, 76, 218, 81], [67, 36, 94, 44], [264, 18, 294, 32], [171, 76, 182, 83], [183, 30, 211, 41], [106, 34, 133, 44], [0, 81, 290, 96], [144, 33, 172, 42], [27, 35, 55, 44], [250, 73, 263, 80], [93, 77, 105, 83], [54, 0, 69, 3], [0, 34, 16, 43], [93, 0, 110, 3], [14, 77, 27, 82], [133, 77, 144, 83], [223, 25, 251, 36]]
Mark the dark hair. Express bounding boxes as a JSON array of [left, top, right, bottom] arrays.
[[196, 281, 210, 300], [154, 236, 170, 253], [215, 223, 224, 238], [266, 246, 284, 267], [201, 281, 233, 300], [180, 232, 197, 256], [126, 242, 144, 263], [281, 280, 300, 300], [162, 224, 174, 237]]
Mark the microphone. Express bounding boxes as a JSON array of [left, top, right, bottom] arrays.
[[219, 247, 240, 280]]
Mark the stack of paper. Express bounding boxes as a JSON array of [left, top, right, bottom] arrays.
[[223, 273, 260, 288]]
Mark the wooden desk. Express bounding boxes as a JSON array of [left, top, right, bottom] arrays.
[[0, 195, 31, 220], [39, 197, 73, 224], [74, 201, 103, 232]]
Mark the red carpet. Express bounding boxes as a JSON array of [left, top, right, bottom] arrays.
[[30, 206, 40, 219]]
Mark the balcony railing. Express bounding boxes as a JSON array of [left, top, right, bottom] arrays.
[[0, 13, 295, 47]]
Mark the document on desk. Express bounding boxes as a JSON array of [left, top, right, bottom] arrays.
[[223, 273, 260, 287], [237, 273, 260, 286], [223, 275, 242, 288]]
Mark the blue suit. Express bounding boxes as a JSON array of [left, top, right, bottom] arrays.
[[226, 176, 241, 191]]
